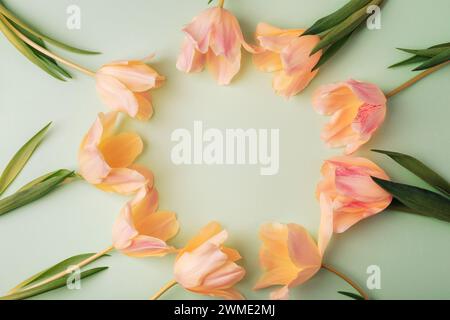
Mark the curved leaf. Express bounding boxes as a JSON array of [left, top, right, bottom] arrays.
[[338, 291, 365, 300], [372, 149, 450, 197], [0, 170, 73, 216], [0, 267, 108, 300], [413, 48, 450, 71], [372, 177, 450, 223], [303, 0, 371, 35], [310, 0, 383, 55], [397, 47, 448, 58], [389, 55, 429, 68], [17, 169, 76, 192], [0, 122, 51, 196], [0, 3, 100, 54], [313, 31, 354, 70]]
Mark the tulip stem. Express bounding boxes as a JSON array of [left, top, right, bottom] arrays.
[[386, 61, 449, 99], [150, 279, 178, 300], [0, 14, 95, 77], [321, 264, 369, 300], [10, 245, 114, 293], [218, 0, 225, 8]]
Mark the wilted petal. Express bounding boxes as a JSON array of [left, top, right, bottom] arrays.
[[207, 49, 241, 85], [183, 7, 219, 53], [176, 37, 206, 73]]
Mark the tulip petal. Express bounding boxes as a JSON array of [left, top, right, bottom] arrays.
[[112, 203, 138, 250], [256, 23, 304, 53], [287, 224, 321, 269], [176, 37, 206, 73], [312, 83, 362, 115], [98, 132, 143, 168], [135, 211, 179, 242], [270, 286, 289, 300], [347, 79, 387, 106], [209, 9, 242, 60], [272, 69, 318, 98], [99, 62, 159, 92], [96, 73, 139, 117], [281, 36, 321, 76], [318, 194, 333, 256], [181, 221, 223, 254], [134, 92, 154, 121], [207, 49, 241, 85], [97, 168, 147, 195], [121, 235, 176, 257], [183, 7, 218, 53], [253, 50, 282, 72], [202, 262, 245, 289]]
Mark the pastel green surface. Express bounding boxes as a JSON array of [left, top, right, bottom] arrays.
[[0, 0, 449, 300]]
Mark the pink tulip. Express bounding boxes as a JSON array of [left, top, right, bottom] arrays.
[[174, 222, 246, 299], [316, 156, 393, 233], [96, 56, 164, 120], [112, 169, 179, 258], [254, 219, 332, 300], [176, 5, 257, 85], [313, 79, 387, 154], [78, 112, 148, 195], [253, 23, 322, 97]]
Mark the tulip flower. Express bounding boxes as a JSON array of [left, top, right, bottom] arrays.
[[176, 2, 258, 85], [96, 56, 165, 120], [253, 220, 331, 300], [312, 79, 387, 154], [151, 222, 246, 300], [316, 156, 393, 233], [252, 23, 322, 98], [78, 112, 149, 195], [112, 167, 179, 257]]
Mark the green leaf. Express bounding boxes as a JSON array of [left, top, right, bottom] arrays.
[[304, 0, 371, 35], [372, 177, 450, 223], [0, 122, 51, 196], [0, 3, 100, 55], [0, 16, 67, 80], [0, 170, 73, 216], [413, 48, 450, 71], [310, 0, 383, 55], [7, 252, 109, 294], [208, 0, 214, 4], [397, 47, 448, 58], [313, 31, 354, 70], [0, 267, 108, 300], [389, 55, 429, 68], [17, 169, 76, 192], [372, 150, 450, 197], [338, 291, 365, 300]]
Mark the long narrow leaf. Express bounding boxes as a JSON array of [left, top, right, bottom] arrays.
[[0, 170, 73, 216], [0, 267, 108, 300], [8, 252, 109, 294], [0, 122, 51, 196], [338, 291, 365, 300], [397, 47, 447, 58], [414, 48, 450, 71], [303, 0, 371, 35], [310, 0, 383, 55], [0, 16, 66, 80], [389, 55, 429, 68], [372, 150, 450, 197], [372, 177, 450, 223], [313, 31, 354, 70], [0, 3, 100, 54], [17, 169, 75, 192]]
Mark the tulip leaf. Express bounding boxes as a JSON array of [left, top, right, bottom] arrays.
[[17, 169, 76, 192], [338, 291, 365, 300], [389, 55, 429, 68], [0, 170, 74, 216], [372, 150, 450, 197], [0, 3, 100, 55], [7, 252, 109, 294], [372, 177, 450, 223], [413, 48, 450, 71], [0, 267, 108, 300], [0, 122, 51, 196], [313, 31, 354, 71], [0, 16, 67, 80], [397, 47, 448, 58], [310, 0, 380, 55], [303, 0, 371, 35]]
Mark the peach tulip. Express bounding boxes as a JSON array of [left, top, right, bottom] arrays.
[[316, 156, 392, 233], [112, 167, 179, 257], [176, 5, 258, 85], [96, 56, 164, 120], [254, 218, 332, 300], [78, 112, 148, 195], [174, 222, 246, 299], [253, 23, 322, 98], [313, 79, 387, 154]]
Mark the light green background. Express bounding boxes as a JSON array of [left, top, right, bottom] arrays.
[[0, 0, 449, 300]]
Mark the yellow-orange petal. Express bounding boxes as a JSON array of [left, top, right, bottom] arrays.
[[96, 167, 147, 195], [179, 221, 223, 255], [98, 132, 143, 168], [134, 92, 154, 121], [253, 50, 282, 72], [135, 211, 179, 242], [206, 49, 241, 86]]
